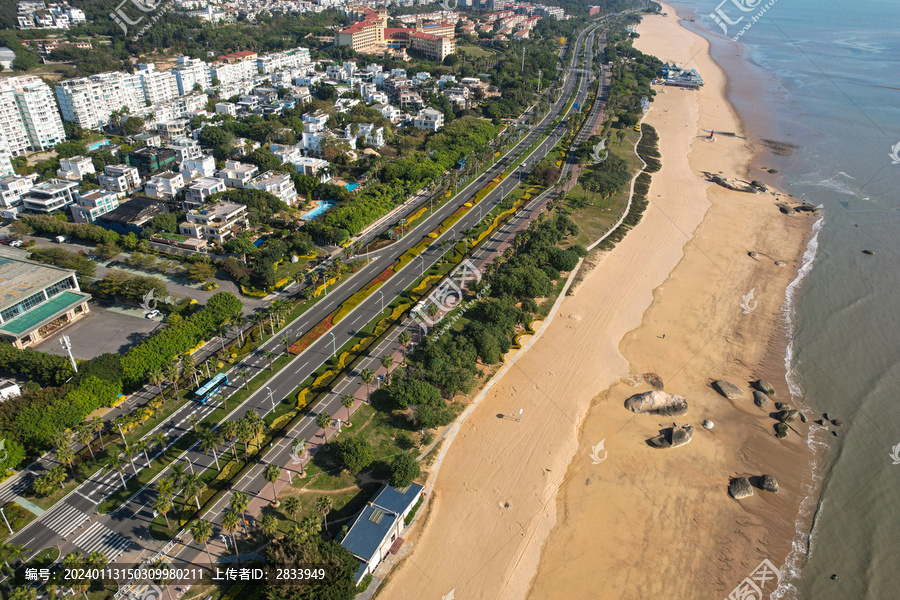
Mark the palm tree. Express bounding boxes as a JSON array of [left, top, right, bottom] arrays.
[[153, 494, 173, 528], [237, 420, 253, 458], [112, 415, 129, 443], [279, 334, 291, 353], [56, 443, 74, 473], [399, 331, 412, 357], [293, 439, 307, 477], [190, 519, 215, 569], [149, 369, 166, 400], [316, 496, 333, 530], [360, 368, 375, 402], [340, 394, 354, 426], [264, 350, 275, 371], [91, 417, 106, 449], [222, 421, 239, 458], [152, 432, 167, 455], [425, 303, 440, 322], [87, 550, 108, 570], [74, 426, 94, 460], [237, 367, 251, 391], [103, 455, 127, 487], [182, 473, 206, 511], [170, 462, 187, 487], [315, 412, 332, 446], [156, 476, 175, 501], [307, 269, 320, 293], [182, 354, 198, 388], [123, 445, 138, 474], [221, 510, 241, 563], [135, 439, 151, 466], [230, 491, 249, 524], [283, 496, 302, 523], [189, 414, 200, 433], [380, 354, 393, 374], [231, 315, 248, 346], [9, 588, 37, 600], [259, 513, 278, 538], [166, 362, 181, 398], [200, 430, 223, 470], [264, 464, 281, 506]]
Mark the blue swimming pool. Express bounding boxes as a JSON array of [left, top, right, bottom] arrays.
[[301, 200, 336, 221], [345, 183, 359, 192]]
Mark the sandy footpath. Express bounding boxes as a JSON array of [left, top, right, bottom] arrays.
[[376, 5, 813, 600]]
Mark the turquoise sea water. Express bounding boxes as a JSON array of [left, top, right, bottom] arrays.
[[661, 1, 900, 597]]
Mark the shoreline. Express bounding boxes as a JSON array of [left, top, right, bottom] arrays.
[[375, 6, 818, 600]]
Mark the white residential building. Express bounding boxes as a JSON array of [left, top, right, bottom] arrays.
[[217, 160, 258, 188], [413, 108, 444, 132], [302, 110, 329, 133], [144, 172, 185, 199], [179, 201, 248, 244], [173, 56, 212, 95], [181, 155, 216, 180], [168, 137, 202, 163], [0, 76, 66, 152], [293, 157, 331, 183], [248, 171, 298, 206], [137, 64, 179, 105], [183, 177, 226, 208], [57, 156, 96, 181], [55, 71, 146, 129], [215, 102, 237, 116], [0, 174, 38, 209], [21, 179, 79, 213], [99, 165, 141, 194], [256, 47, 312, 73], [372, 103, 402, 124], [358, 124, 385, 148], [71, 189, 120, 223]]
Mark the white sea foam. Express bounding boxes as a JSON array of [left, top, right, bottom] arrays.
[[771, 214, 827, 600]]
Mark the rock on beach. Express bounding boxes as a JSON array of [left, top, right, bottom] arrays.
[[712, 380, 743, 400]]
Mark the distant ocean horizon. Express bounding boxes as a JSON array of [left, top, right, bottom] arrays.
[[658, 1, 900, 598]]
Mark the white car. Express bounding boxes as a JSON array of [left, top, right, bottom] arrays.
[[145, 309, 160, 319], [9, 240, 22, 247]]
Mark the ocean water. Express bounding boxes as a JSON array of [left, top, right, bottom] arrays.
[[660, 0, 900, 597]]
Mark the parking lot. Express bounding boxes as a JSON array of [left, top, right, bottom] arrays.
[[34, 301, 164, 360]]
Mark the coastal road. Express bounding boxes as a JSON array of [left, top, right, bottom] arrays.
[[3, 21, 606, 573]]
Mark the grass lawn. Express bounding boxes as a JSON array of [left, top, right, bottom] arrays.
[[564, 128, 644, 247], [458, 45, 495, 58]]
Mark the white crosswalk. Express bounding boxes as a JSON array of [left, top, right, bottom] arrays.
[[0, 473, 32, 504], [40, 503, 91, 539], [71, 521, 132, 562]]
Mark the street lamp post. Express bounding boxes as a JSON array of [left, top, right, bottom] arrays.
[[0, 507, 11, 534], [376, 290, 384, 313], [327, 332, 336, 358], [265, 386, 275, 410]]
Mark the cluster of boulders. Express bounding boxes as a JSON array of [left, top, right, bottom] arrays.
[[729, 474, 779, 500], [648, 424, 694, 449]]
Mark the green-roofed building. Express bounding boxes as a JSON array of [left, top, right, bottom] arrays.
[[0, 246, 91, 349]]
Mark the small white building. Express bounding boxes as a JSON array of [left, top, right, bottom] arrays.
[[144, 172, 185, 199], [358, 124, 385, 148], [341, 483, 424, 585], [180, 155, 216, 181], [57, 156, 96, 181], [413, 108, 444, 132], [372, 103, 402, 124], [21, 179, 79, 213], [0, 379, 21, 401], [99, 165, 141, 194], [301, 110, 329, 133], [0, 174, 38, 209], [217, 160, 259, 189], [183, 176, 226, 208], [71, 189, 121, 223], [179, 201, 248, 244], [215, 102, 237, 116], [293, 157, 331, 183], [247, 171, 298, 206], [169, 138, 203, 163]]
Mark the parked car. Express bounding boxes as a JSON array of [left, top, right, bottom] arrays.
[[9, 240, 23, 247], [54, 235, 67, 243], [145, 309, 160, 319]]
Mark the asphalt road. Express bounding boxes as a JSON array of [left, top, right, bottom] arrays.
[[3, 16, 611, 591]]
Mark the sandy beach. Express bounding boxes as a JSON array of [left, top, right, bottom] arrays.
[[376, 5, 815, 600]]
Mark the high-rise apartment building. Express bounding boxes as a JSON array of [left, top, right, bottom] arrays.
[[0, 76, 65, 152]]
